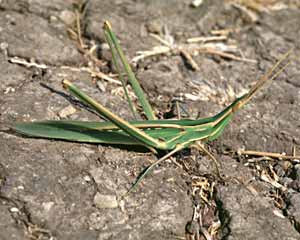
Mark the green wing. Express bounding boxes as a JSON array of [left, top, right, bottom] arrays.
[[13, 120, 184, 145]]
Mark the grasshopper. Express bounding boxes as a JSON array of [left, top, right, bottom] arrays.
[[13, 21, 291, 193]]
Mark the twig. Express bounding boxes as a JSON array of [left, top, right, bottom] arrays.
[[211, 28, 240, 36], [238, 149, 300, 160], [132, 45, 170, 63], [187, 35, 227, 43], [133, 28, 256, 65], [197, 47, 257, 63], [61, 66, 121, 85], [67, 0, 105, 68], [75, 8, 85, 49], [231, 2, 259, 22], [179, 48, 200, 70], [149, 33, 172, 47], [8, 56, 121, 85], [260, 168, 287, 191], [9, 57, 48, 69]]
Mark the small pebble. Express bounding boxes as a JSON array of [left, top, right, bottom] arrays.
[[0, 42, 8, 50], [58, 105, 76, 118], [191, 0, 204, 8], [273, 209, 285, 219], [59, 10, 76, 25], [4, 87, 15, 94], [42, 201, 55, 212], [146, 21, 162, 34], [10, 207, 19, 213], [97, 81, 106, 92], [83, 175, 91, 182], [100, 43, 110, 51], [94, 192, 118, 209]]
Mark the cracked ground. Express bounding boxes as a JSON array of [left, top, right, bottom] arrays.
[[0, 0, 300, 239]]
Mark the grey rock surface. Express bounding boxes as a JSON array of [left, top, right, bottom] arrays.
[[0, 0, 299, 239]]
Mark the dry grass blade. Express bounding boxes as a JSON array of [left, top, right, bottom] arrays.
[[259, 167, 287, 191], [60, 66, 121, 85], [132, 45, 170, 64], [227, 0, 286, 12], [187, 35, 227, 43], [239, 149, 300, 160], [64, 1, 129, 88], [132, 26, 256, 65], [197, 47, 256, 63], [9, 57, 48, 69], [179, 48, 200, 70]]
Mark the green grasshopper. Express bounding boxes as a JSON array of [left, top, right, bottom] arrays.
[[13, 21, 291, 192]]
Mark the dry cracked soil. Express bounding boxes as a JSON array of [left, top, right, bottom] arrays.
[[0, 0, 300, 240]]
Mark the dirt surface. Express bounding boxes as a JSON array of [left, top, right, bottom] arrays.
[[0, 0, 300, 239]]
